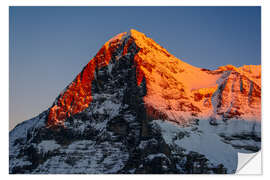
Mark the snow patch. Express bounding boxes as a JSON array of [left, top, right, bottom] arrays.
[[37, 140, 60, 154]]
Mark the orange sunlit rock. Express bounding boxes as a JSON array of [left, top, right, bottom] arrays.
[[47, 32, 126, 126], [47, 29, 261, 127]]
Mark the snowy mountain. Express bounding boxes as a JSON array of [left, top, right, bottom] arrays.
[[9, 29, 261, 174]]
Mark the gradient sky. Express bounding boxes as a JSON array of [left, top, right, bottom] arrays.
[[9, 6, 261, 130]]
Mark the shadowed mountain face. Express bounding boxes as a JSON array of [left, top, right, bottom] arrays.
[[9, 30, 261, 174]]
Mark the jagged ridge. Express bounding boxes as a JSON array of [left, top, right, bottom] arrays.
[[48, 29, 261, 127]]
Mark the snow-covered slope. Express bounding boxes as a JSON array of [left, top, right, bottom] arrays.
[[9, 29, 261, 174]]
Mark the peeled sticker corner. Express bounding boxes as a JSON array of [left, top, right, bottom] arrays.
[[236, 151, 262, 174]]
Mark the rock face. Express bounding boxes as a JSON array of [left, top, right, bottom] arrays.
[[9, 29, 261, 174]]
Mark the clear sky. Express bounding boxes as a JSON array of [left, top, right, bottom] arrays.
[[9, 6, 261, 130]]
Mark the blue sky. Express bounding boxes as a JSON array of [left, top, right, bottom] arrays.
[[9, 6, 261, 129]]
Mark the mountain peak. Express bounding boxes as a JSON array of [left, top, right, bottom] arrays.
[[47, 30, 261, 127], [105, 29, 147, 48], [47, 30, 149, 126], [46, 29, 179, 126], [129, 29, 146, 38], [10, 29, 261, 174]]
